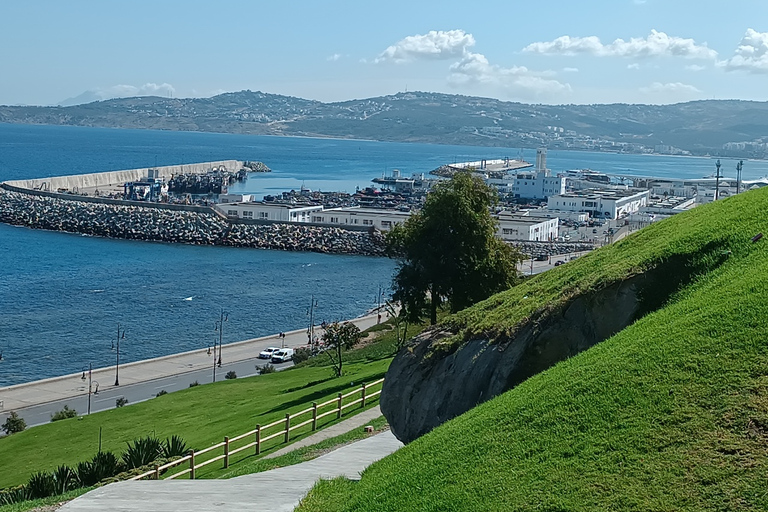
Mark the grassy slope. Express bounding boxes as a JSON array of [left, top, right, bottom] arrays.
[[0, 359, 390, 488], [297, 188, 768, 511]]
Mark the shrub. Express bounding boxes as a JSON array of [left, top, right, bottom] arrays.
[[162, 435, 188, 458], [258, 364, 276, 375], [156, 390, 168, 397], [50, 405, 77, 422], [292, 346, 313, 364], [122, 436, 163, 470], [26, 471, 55, 499], [115, 397, 128, 407], [224, 371, 237, 380], [0, 485, 27, 505], [93, 451, 118, 480], [52, 464, 77, 494], [1, 411, 26, 434], [189, 380, 199, 387]]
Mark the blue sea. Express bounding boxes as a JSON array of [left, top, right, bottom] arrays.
[[1, 123, 767, 387]]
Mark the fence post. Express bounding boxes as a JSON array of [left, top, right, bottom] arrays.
[[337, 392, 343, 419], [255, 425, 261, 455], [154, 464, 160, 480], [312, 402, 318, 431], [224, 436, 230, 468], [361, 383, 367, 408], [189, 450, 195, 480], [284, 413, 291, 443]]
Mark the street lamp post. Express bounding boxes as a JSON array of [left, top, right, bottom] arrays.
[[307, 295, 318, 346], [113, 324, 126, 386], [214, 309, 229, 370]]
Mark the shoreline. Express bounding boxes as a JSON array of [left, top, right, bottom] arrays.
[[0, 312, 385, 413]]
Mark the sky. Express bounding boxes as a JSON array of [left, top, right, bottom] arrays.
[[1, 0, 768, 106]]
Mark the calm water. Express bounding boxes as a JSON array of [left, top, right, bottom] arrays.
[[1, 123, 767, 386]]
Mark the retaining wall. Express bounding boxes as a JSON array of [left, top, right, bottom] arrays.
[[3, 160, 242, 192]]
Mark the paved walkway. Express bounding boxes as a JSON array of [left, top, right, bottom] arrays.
[[265, 405, 383, 459], [0, 313, 384, 412], [59, 430, 402, 512]]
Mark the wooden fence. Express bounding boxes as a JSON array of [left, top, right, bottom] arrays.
[[129, 377, 384, 481]]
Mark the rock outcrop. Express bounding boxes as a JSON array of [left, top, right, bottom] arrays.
[[381, 273, 656, 444]]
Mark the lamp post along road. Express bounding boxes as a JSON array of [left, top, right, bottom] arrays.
[[214, 309, 229, 378], [307, 295, 318, 346], [113, 324, 126, 386]]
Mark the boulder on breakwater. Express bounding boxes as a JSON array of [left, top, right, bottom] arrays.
[[0, 190, 386, 256]]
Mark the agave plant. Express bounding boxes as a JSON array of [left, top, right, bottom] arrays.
[[162, 435, 189, 458], [0, 486, 28, 505], [76, 460, 98, 487], [90, 451, 119, 482], [52, 464, 77, 494], [26, 471, 56, 499], [122, 436, 163, 469]]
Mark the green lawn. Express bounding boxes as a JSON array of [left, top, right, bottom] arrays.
[[0, 359, 390, 488], [296, 188, 768, 511]]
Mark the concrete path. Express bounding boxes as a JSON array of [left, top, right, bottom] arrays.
[[265, 405, 383, 459], [0, 312, 385, 414], [59, 430, 402, 512]]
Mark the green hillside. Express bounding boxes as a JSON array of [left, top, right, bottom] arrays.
[[298, 188, 768, 511]]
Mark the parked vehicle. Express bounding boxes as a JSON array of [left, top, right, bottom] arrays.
[[271, 348, 294, 363], [554, 260, 565, 266], [259, 347, 280, 359]]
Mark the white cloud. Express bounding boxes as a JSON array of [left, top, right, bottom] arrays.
[[562, 67, 579, 73], [448, 52, 571, 100], [100, 83, 176, 99], [718, 28, 768, 73], [639, 82, 702, 102], [376, 29, 475, 63], [685, 64, 706, 71], [327, 53, 342, 62], [627, 63, 640, 70], [523, 30, 717, 60]]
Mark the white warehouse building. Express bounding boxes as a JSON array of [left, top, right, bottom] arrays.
[[547, 189, 650, 220], [215, 202, 323, 222], [489, 148, 566, 201], [495, 211, 559, 242]]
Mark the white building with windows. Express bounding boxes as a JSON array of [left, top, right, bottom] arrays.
[[495, 211, 559, 242], [215, 202, 323, 222], [321, 207, 411, 231], [547, 189, 650, 220], [491, 148, 566, 200]]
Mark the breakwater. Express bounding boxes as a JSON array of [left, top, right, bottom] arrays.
[[0, 189, 386, 256], [511, 240, 595, 258]]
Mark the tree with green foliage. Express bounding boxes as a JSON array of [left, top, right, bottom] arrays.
[[1, 411, 26, 435], [387, 172, 522, 324], [321, 321, 362, 377]]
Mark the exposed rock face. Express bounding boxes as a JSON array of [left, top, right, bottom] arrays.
[[381, 274, 652, 444]]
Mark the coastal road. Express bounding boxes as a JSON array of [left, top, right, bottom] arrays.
[[4, 357, 294, 429], [0, 312, 384, 431]]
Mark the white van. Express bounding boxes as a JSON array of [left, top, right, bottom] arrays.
[[271, 348, 294, 363]]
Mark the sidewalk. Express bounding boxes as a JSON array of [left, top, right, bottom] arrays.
[[0, 313, 384, 412], [265, 405, 383, 459], [58, 430, 402, 512]]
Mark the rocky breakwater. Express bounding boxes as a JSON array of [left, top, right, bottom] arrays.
[[223, 223, 386, 256], [0, 189, 386, 256], [380, 271, 670, 444]]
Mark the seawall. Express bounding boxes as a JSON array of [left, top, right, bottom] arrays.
[[3, 160, 241, 192]]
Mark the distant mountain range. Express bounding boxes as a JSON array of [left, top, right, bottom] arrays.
[[1, 90, 767, 158]]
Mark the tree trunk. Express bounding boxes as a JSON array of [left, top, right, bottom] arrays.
[[430, 289, 438, 325]]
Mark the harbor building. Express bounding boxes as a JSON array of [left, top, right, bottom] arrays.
[[547, 189, 650, 220], [216, 202, 323, 222], [320, 207, 412, 231], [487, 149, 566, 201], [496, 211, 559, 242]]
